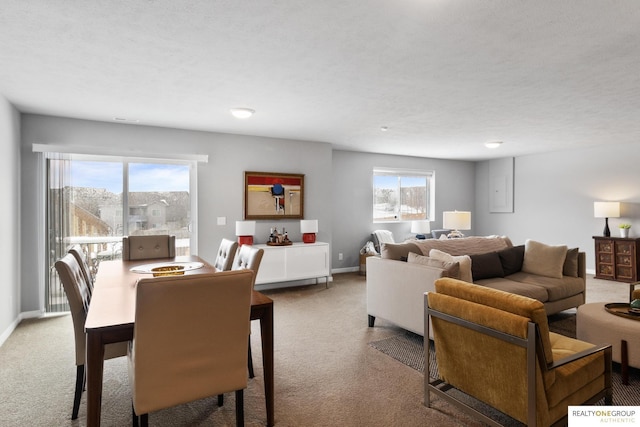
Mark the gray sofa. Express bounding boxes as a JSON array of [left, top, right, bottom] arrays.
[[366, 236, 586, 337]]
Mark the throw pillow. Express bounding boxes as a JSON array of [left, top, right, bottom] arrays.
[[469, 252, 505, 280], [563, 247, 579, 277], [521, 239, 568, 279], [429, 249, 472, 282], [380, 242, 421, 261], [407, 252, 461, 279], [498, 245, 525, 276]]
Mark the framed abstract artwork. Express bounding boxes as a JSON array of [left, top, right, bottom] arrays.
[[244, 171, 304, 219]]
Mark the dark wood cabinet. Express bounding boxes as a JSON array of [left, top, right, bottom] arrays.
[[593, 236, 640, 282]]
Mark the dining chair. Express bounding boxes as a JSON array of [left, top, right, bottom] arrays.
[[122, 234, 176, 261], [68, 245, 94, 294], [129, 270, 254, 427], [54, 253, 128, 420], [231, 245, 264, 378], [214, 238, 238, 271]]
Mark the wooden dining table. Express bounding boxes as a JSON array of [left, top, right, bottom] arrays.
[[84, 255, 274, 426]]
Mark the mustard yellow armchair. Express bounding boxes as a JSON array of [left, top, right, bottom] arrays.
[[425, 278, 612, 427], [632, 288, 640, 301]]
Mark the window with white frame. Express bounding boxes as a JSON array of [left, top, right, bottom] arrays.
[[43, 153, 197, 313], [373, 168, 434, 222]]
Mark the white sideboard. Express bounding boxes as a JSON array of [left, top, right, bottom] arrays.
[[254, 242, 330, 286]]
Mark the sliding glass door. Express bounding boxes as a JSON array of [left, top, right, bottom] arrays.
[[45, 155, 193, 313]]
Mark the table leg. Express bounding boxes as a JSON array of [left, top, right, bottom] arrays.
[[86, 331, 105, 427], [621, 339, 629, 386], [260, 305, 274, 426]]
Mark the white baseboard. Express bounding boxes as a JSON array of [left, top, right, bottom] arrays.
[[332, 267, 360, 274], [0, 310, 47, 348]]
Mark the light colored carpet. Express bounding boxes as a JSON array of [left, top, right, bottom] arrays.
[[0, 273, 631, 426]]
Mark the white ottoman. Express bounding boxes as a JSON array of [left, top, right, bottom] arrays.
[[577, 302, 640, 384]]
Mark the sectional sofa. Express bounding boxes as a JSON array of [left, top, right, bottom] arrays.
[[366, 236, 586, 337]]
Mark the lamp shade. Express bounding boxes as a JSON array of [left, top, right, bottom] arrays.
[[300, 219, 318, 243], [300, 219, 319, 234], [410, 220, 431, 234], [443, 211, 471, 230], [594, 202, 620, 218], [236, 221, 256, 246]]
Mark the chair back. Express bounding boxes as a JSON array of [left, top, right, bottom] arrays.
[[68, 245, 94, 292], [55, 254, 92, 365], [231, 245, 264, 286], [214, 238, 238, 271], [427, 277, 553, 425], [130, 270, 254, 415], [372, 229, 395, 253], [122, 235, 176, 261]]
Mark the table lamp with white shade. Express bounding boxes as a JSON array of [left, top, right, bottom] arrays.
[[300, 219, 318, 243], [443, 211, 471, 239], [236, 220, 256, 246], [410, 220, 431, 239], [594, 201, 620, 237]]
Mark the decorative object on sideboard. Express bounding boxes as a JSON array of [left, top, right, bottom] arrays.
[[594, 201, 620, 237], [442, 211, 471, 239], [236, 220, 256, 246], [410, 220, 431, 240], [267, 226, 292, 246], [244, 171, 304, 220], [620, 223, 631, 238], [300, 219, 318, 244]]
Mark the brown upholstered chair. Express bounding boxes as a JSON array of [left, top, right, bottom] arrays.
[[68, 245, 94, 294], [122, 235, 176, 261], [231, 245, 264, 378], [425, 277, 612, 427], [54, 254, 128, 420], [214, 238, 238, 271], [129, 270, 254, 427]]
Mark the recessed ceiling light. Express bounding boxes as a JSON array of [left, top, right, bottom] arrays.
[[230, 108, 255, 119], [380, 126, 389, 131], [485, 141, 503, 149]]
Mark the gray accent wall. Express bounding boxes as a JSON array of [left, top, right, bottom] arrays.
[[20, 114, 333, 313], [475, 144, 640, 272], [331, 150, 476, 270], [11, 110, 640, 339], [0, 96, 21, 344]]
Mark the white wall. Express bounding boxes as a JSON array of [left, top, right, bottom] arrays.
[[20, 114, 333, 312], [0, 96, 21, 346], [331, 150, 476, 269], [475, 143, 640, 271]]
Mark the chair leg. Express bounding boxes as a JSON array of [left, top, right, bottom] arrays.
[[141, 413, 149, 427], [218, 394, 224, 406], [131, 405, 137, 427], [72, 364, 84, 420], [235, 389, 244, 427], [248, 337, 255, 379]]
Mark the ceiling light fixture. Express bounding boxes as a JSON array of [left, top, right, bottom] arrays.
[[485, 141, 503, 149], [380, 126, 389, 131], [230, 108, 255, 119]]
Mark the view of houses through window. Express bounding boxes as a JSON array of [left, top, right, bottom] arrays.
[[373, 168, 434, 222], [46, 156, 193, 313]]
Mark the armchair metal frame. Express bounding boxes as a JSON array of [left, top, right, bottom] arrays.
[[424, 293, 612, 427]]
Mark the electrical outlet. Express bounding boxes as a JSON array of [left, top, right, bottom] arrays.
[[338, 252, 343, 261]]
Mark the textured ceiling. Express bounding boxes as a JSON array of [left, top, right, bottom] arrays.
[[1, 1, 639, 160]]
